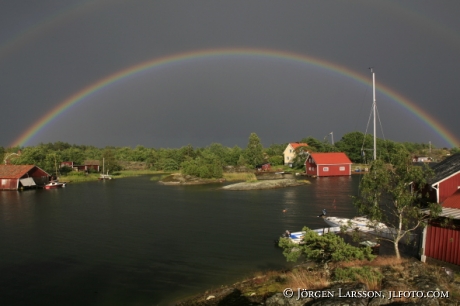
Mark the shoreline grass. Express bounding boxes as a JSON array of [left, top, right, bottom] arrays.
[[60, 169, 166, 183]]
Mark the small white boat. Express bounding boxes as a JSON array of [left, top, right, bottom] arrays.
[[280, 227, 342, 244], [322, 215, 389, 233], [44, 181, 66, 189], [98, 158, 112, 180]]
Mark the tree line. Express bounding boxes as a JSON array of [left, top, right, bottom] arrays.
[[1, 132, 457, 178]]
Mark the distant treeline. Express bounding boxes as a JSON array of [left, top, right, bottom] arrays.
[[1, 132, 457, 178]]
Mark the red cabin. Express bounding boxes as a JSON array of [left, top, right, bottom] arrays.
[[304, 152, 352, 177], [421, 190, 460, 266], [427, 154, 460, 204]]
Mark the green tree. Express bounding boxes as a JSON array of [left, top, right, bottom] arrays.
[[300, 136, 322, 151], [227, 146, 243, 166], [245, 133, 264, 167], [268, 155, 283, 166], [102, 149, 121, 173], [335, 131, 373, 163], [236, 154, 248, 167], [0, 146, 5, 163], [279, 227, 375, 270], [291, 145, 309, 169], [15, 146, 47, 166], [158, 158, 180, 171], [451, 147, 460, 155], [181, 151, 223, 179], [353, 148, 442, 259]]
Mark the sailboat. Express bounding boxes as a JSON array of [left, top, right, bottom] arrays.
[[45, 155, 66, 189], [99, 158, 112, 180], [321, 69, 380, 230]]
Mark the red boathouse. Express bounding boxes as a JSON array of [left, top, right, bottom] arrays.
[[0, 165, 50, 190], [304, 152, 352, 177]]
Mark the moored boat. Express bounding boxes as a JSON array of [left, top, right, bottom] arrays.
[[44, 181, 66, 189], [279, 227, 342, 244], [323, 215, 388, 231], [98, 158, 112, 180]]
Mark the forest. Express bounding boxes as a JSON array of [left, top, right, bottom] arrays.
[[1, 131, 457, 179]]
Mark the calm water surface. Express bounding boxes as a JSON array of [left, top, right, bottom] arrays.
[[0, 175, 360, 305]]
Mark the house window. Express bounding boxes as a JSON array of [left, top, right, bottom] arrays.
[[287, 157, 290, 160], [339, 166, 345, 171], [323, 167, 329, 172]]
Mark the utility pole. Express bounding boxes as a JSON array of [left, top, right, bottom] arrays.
[[330, 132, 334, 145]]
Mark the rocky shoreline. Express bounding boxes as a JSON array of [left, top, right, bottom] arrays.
[[159, 173, 309, 190], [174, 257, 460, 306]]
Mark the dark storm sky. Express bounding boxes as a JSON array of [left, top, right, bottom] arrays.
[[1, 0, 459, 149]]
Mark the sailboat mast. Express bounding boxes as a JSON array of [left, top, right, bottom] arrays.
[[372, 69, 376, 160]]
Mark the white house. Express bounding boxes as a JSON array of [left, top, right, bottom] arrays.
[[283, 142, 308, 166]]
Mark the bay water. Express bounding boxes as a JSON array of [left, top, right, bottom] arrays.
[[0, 175, 360, 305]]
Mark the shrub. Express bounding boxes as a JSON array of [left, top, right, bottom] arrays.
[[333, 266, 383, 290], [278, 227, 376, 269]]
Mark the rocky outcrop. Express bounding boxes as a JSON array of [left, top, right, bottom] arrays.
[[222, 179, 309, 190], [159, 174, 225, 185], [174, 259, 460, 306]]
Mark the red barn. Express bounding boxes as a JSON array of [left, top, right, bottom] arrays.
[[420, 190, 460, 266], [0, 165, 50, 190], [427, 153, 460, 204], [304, 152, 352, 177]]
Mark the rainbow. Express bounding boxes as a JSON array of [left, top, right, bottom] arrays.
[[9, 48, 460, 148]]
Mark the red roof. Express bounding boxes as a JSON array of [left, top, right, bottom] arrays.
[[0, 165, 37, 179], [309, 152, 352, 165], [442, 189, 460, 209], [290, 142, 308, 149]]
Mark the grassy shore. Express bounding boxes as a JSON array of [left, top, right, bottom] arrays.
[[59, 170, 258, 184], [59, 169, 166, 183], [223, 172, 257, 182]]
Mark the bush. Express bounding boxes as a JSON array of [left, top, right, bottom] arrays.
[[278, 227, 376, 268], [181, 156, 223, 179], [158, 158, 180, 171], [333, 266, 383, 290]]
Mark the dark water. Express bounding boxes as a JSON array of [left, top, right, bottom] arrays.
[[0, 175, 360, 305]]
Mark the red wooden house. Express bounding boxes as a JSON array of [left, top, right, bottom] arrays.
[[426, 153, 460, 204], [304, 152, 352, 177], [420, 190, 460, 266], [419, 154, 460, 266], [0, 165, 50, 190], [60, 160, 100, 172]]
